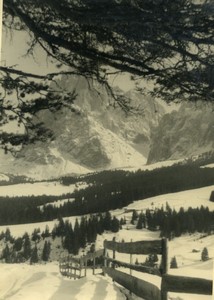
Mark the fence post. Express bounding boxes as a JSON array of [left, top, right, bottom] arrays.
[[103, 242, 107, 276], [161, 238, 168, 300], [112, 237, 116, 269], [79, 264, 82, 278], [130, 239, 133, 276], [93, 256, 95, 275], [84, 258, 87, 277]]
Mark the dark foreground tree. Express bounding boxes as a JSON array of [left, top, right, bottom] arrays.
[[1, 0, 214, 149]]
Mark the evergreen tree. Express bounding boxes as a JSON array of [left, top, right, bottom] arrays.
[[89, 243, 95, 253], [13, 237, 23, 252], [201, 247, 209, 261], [131, 210, 138, 225], [22, 233, 31, 260], [2, 244, 10, 263], [72, 219, 81, 255], [42, 241, 51, 262], [97, 214, 104, 235], [209, 191, 214, 202], [170, 256, 178, 269], [136, 213, 144, 229], [41, 225, 50, 239], [32, 228, 41, 243], [5, 228, 12, 242], [0, 231, 5, 240], [111, 217, 120, 233], [79, 217, 87, 248], [103, 212, 112, 231], [30, 245, 39, 264], [63, 222, 74, 253], [144, 253, 158, 267], [56, 216, 66, 237]]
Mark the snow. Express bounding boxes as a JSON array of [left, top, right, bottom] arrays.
[[124, 185, 214, 212], [0, 263, 126, 300], [0, 220, 56, 238], [0, 181, 88, 198], [41, 198, 75, 209], [0, 174, 9, 182], [49, 147, 91, 175], [201, 163, 214, 169], [0, 184, 214, 299], [116, 158, 184, 172]]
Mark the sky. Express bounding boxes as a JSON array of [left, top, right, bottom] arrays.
[[1, 26, 135, 92]]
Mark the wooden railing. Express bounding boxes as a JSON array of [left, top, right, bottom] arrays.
[[59, 238, 213, 299], [161, 274, 213, 299], [103, 238, 167, 300], [59, 249, 104, 279], [103, 238, 213, 300], [103, 267, 162, 300]]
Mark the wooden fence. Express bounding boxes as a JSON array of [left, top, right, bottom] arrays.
[[59, 249, 104, 279], [103, 238, 213, 300], [103, 267, 161, 300], [103, 238, 167, 300], [59, 238, 213, 299]]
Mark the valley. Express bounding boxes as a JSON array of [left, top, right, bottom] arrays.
[[0, 162, 213, 300], [1, 1, 214, 299]]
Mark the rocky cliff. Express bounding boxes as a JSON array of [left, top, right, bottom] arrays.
[[147, 102, 214, 164], [0, 76, 165, 179]]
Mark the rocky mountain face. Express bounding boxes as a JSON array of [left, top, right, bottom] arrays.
[[147, 102, 214, 164], [1, 75, 213, 179], [0, 76, 165, 179]]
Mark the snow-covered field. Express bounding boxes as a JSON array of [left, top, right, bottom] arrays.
[[123, 185, 214, 212], [0, 183, 213, 300], [0, 181, 88, 197], [117, 159, 183, 172]]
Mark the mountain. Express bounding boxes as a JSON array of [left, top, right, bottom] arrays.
[[1, 75, 213, 179], [147, 102, 214, 164], [0, 76, 165, 179]]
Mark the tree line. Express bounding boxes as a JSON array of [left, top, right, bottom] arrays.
[[0, 164, 214, 225], [0, 212, 123, 263], [131, 204, 214, 239]]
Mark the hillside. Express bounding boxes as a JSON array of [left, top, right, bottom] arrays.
[[0, 179, 213, 300]]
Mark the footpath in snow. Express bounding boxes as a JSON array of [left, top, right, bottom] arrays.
[[0, 263, 126, 300]]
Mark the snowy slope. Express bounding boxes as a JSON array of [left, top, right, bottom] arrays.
[[124, 185, 214, 212], [0, 263, 126, 300], [0, 184, 213, 300], [1, 184, 214, 236], [0, 182, 75, 198]]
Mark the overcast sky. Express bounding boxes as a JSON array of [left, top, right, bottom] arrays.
[[1, 26, 135, 92]]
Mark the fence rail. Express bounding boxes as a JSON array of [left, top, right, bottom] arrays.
[[161, 274, 213, 296], [59, 238, 213, 300], [103, 267, 161, 300], [104, 256, 161, 276], [103, 238, 212, 300], [104, 239, 163, 254]]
